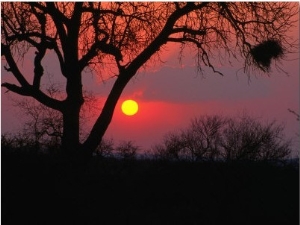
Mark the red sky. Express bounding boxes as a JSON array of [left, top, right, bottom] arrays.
[[100, 48, 299, 156], [1, 8, 299, 156]]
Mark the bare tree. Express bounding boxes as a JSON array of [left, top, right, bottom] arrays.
[[153, 114, 292, 162], [115, 140, 139, 160], [1, 2, 297, 158], [13, 98, 63, 150], [257, 122, 292, 161], [152, 116, 226, 161], [183, 115, 226, 161], [9, 85, 98, 154], [218, 115, 291, 161], [155, 131, 187, 161]]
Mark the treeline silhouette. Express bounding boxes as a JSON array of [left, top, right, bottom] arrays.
[[2, 114, 293, 163], [2, 114, 298, 225]]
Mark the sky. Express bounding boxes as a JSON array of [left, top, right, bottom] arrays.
[[101, 48, 299, 156], [1, 5, 299, 157]]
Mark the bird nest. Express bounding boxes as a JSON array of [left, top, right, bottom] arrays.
[[250, 39, 284, 71]]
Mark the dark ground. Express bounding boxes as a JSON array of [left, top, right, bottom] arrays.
[[2, 154, 299, 225]]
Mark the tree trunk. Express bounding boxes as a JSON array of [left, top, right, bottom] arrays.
[[61, 68, 84, 157], [82, 74, 132, 156], [61, 106, 81, 156]]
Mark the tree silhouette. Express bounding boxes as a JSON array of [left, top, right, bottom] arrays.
[[115, 140, 139, 160], [152, 114, 292, 162], [183, 115, 226, 161], [1, 2, 297, 158], [9, 86, 98, 153], [220, 115, 291, 161]]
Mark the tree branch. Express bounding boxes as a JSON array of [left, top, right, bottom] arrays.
[[1, 83, 31, 96], [171, 27, 206, 36], [220, 3, 252, 51], [45, 2, 68, 49], [168, 37, 223, 76], [81, 7, 124, 17], [52, 39, 66, 77], [167, 37, 202, 47], [82, 2, 210, 153], [79, 41, 122, 71], [28, 2, 69, 25], [33, 48, 46, 89], [30, 89, 64, 111], [127, 2, 209, 75], [1, 44, 30, 87], [2, 42, 64, 111], [2, 82, 64, 111]]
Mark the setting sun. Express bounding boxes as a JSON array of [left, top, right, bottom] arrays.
[[121, 100, 139, 116]]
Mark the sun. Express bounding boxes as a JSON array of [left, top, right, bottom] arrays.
[[121, 100, 139, 116]]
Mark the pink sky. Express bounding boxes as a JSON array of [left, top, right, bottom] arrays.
[[101, 52, 299, 155], [1, 11, 299, 157]]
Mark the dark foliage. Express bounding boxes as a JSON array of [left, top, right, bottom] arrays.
[[2, 154, 298, 225], [250, 39, 284, 71]]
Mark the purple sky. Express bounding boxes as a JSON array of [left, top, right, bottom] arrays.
[[103, 49, 299, 156], [1, 17, 299, 157]]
